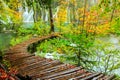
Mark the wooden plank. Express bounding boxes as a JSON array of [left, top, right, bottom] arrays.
[[49, 69, 86, 80], [6, 53, 30, 61], [70, 72, 91, 80], [19, 59, 53, 73], [18, 59, 47, 70], [40, 67, 82, 79], [27, 60, 62, 76], [11, 54, 35, 65], [92, 74, 104, 80], [106, 75, 115, 80], [19, 60, 61, 75], [31, 64, 72, 78], [15, 57, 45, 67], [31, 64, 67, 77], [80, 73, 101, 80]]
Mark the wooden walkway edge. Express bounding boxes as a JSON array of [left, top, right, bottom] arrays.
[[4, 33, 115, 80]]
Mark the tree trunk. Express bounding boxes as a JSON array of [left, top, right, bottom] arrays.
[[41, 8, 46, 22], [32, 1, 37, 22], [110, 0, 116, 22], [33, 11, 36, 22], [83, 0, 87, 27], [83, 0, 88, 37], [72, 0, 76, 26], [49, 5, 54, 33], [66, 0, 70, 23]]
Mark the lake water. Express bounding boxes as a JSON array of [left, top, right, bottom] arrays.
[[0, 33, 16, 52], [97, 35, 120, 75]]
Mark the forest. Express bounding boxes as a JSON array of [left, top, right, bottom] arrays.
[[0, 0, 120, 80]]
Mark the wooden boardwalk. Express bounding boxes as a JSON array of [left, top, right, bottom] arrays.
[[4, 33, 115, 80]]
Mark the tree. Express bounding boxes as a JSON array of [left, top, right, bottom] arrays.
[[23, 0, 55, 33], [99, 0, 120, 22], [38, 0, 55, 32], [0, 0, 22, 32]]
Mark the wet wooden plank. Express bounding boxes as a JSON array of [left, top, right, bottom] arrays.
[[11, 54, 35, 65], [19, 59, 53, 73], [40, 67, 82, 79], [70, 72, 92, 80], [13, 56, 45, 67], [6, 53, 30, 61], [92, 74, 104, 80], [80, 73, 101, 80], [106, 75, 115, 80], [49, 69, 87, 80], [26, 60, 62, 76], [31, 64, 73, 78], [18, 59, 47, 70]]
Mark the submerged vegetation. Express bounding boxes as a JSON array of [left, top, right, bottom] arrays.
[[0, 0, 120, 79]]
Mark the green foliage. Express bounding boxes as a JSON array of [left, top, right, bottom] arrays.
[[38, 0, 52, 8], [36, 33, 95, 67], [36, 38, 71, 53], [110, 17, 120, 35], [0, 0, 22, 32], [10, 35, 31, 46], [17, 22, 50, 36], [24, 0, 54, 9], [113, 75, 120, 80], [64, 33, 95, 66], [63, 33, 94, 47], [90, 38, 120, 75], [99, 0, 120, 12], [35, 32, 120, 77]]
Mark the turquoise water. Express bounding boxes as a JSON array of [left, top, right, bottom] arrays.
[[0, 33, 16, 51]]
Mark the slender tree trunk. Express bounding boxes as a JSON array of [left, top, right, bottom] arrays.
[[38, 8, 42, 21], [45, 10, 48, 22], [77, 48, 81, 66], [33, 11, 36, 22], [110, 8, 115, 22], [49, 5, 54, 33], [42, 8, 46, 22], [72, 2, 75, 26], [32, 0, 37, 22], [83, 0, 87, 27], [67, 0, 70, 23], [32, 0, 39, 31], [110, 0, 116, 22], [83, 0, 87, 37]]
